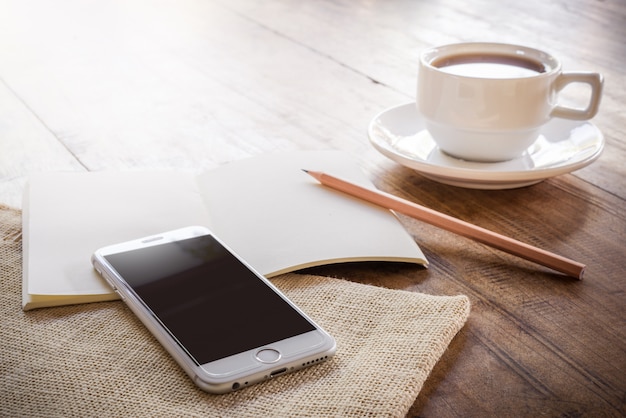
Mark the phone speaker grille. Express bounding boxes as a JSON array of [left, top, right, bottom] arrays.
[[302, 355, 328, 367]]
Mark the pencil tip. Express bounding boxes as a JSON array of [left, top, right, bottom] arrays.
[[301, 169, 309, 173]]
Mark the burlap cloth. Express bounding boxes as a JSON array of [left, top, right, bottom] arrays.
[[0, 204, 470, 417]]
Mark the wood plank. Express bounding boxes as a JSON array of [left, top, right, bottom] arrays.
[[2, 0, 622, 197], [223, 0, 626, 198], [0, 0, 403, 179], [0, 79, 86, 208], [309, 171, 626, 416]]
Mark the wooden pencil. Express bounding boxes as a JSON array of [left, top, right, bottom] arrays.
[[303, 170, 585, 279]]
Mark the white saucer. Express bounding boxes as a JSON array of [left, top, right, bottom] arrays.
[[368, 103, 604, 189]]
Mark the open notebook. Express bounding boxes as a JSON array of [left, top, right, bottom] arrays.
[[22, 150, 427, 310]]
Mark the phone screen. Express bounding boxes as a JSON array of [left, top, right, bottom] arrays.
[[104, 234, 316, 365]]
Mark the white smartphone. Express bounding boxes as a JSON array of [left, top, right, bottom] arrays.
[[91, 226, 336, 394]]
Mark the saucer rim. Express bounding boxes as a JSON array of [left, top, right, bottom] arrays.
[[368, 102, 604, 186]]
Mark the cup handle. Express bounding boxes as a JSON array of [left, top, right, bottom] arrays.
[[551, 72, 604, 120]]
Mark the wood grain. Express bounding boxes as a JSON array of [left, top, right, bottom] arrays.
[[1, 0, 624, 416], [306, 170, 586, 278]]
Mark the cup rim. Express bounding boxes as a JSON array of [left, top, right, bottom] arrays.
[[420, 42, 561, 79]]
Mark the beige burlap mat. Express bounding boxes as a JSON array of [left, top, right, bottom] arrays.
[[0, 204, 470, 417]]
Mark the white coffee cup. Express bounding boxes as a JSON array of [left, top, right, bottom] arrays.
[[417, 42, 603, 162]]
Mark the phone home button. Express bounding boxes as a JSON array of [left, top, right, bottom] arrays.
[[255, 348, 281, 364]]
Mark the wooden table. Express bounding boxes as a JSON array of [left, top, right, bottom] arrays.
[[1, 0, 624, 416]]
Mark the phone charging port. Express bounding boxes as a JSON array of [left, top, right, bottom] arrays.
[[270, 368, 287, 377]]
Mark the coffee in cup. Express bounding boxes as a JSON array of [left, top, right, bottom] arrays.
[[417, 42, 603, 162]]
